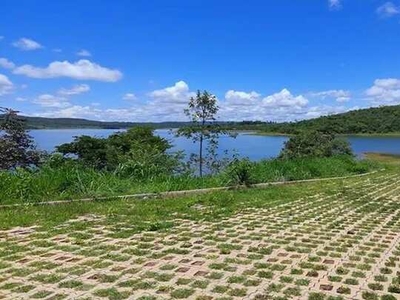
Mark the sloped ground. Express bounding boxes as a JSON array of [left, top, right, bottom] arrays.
[[0, 173, 399, 300]]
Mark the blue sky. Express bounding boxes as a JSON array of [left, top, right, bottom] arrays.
[[1, 0, 400, 122]]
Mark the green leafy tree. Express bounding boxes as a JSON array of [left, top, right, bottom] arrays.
[[176, 90, 234, 177], [56, 135, 109, 169], [56, 127, 181, 178], [279, 131, 353, 160], [0, 107, 42, 170]]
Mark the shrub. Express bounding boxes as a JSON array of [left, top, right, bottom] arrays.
[[56, 127, 182, 178], [279, 131, 353, 160], [224, 158, 255, 186]]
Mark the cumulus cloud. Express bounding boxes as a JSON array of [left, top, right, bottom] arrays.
[[30, 81, 352, 123], [34, 105, 102, 119], [0, 58, 15, 69], [0, 74, 14, 96], [225, 90, 260, 106], [149, 81, 195, 104], [376, 2, 400, 17], [76, 49, 91, 57], [329, 0, 342, 10], [220, 88, 310, 121], [12, 37, 43, 51], [32, 94, 70, 108], [13, 59, 122, 82], [309, 89, 351, 102], [365, 78, 400, 105], [263, 89, 308, 107], [58, 84, 90, 96], [123, 93, 137, 100]]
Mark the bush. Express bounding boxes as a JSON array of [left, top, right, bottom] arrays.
[[56, 127, 182, 178], [225, 158, 255, 186], [279, 131, 353, 160]]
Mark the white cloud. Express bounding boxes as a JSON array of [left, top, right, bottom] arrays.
[[28, 82, 353, 123], [40, 81, 196, 121], [329, 0, 342, 10], [225, 90, 261, 106], [32, 94, 70, 108], [0, 58, 15, 69], [336, 97, 351, 103], [365, 78, 400, 105], [149, 81, 195, 103], [262, 89, 308, 107], [377, 2, 400, 18], [12, 37, 43, 51], [0, 74, 14, 96], [309, 89, 351, 102], [76, 49, 91, 57], [303, 105, 350, 119], [58, 84, 90, 96], [16, 97, 27, 102], [0, 36, 4, 41], [13, 59, 122, 82], [37, 102, 350, 123], [220, 88, 310, 121], [123, 93, 137, 100], [35, 105, 101, 118], [52, 48, 62, 53]]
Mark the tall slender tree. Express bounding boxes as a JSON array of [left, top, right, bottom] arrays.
[[176, 90, 232, 176]]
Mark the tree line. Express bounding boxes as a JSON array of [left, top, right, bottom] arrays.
[[249, 105, 400, 134]]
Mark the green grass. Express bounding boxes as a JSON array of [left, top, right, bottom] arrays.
[[0, 156, 378, 205], [0, 165, 378, 230]]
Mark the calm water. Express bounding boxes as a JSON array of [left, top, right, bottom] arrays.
[[30, 129, 400, 160]]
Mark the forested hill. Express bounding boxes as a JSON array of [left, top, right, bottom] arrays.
[[15, 116, 191, 129], [256, 105, 400, 135], [3, 105, 400, 134]]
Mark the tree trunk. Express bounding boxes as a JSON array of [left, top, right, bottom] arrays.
[[199, 133, 203, 177]]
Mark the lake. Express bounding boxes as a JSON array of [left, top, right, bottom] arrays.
[[30, 129, 400, 160]]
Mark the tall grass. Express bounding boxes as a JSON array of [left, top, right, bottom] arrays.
[[0, 156, 378, 205]]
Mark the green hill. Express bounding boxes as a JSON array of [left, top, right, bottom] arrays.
[[257, 105, 400, 135], [220, 105, 400, 135], [214, 105, 400, 135], [3, 105, 400, 134], [14, 116, 191, 130]]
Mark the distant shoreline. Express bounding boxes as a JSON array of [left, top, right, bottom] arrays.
[[27, 127, 400, 137], [248, 131, 400, 138], [27, 127, 400, 138]]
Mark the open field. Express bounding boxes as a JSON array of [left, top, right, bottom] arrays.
[[0, 168, 399, 299]]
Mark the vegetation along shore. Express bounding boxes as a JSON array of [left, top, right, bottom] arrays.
[[0, 95, 381, 206]]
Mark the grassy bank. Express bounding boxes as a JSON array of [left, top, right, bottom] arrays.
[[0, 156, 378, 205], [0, 165, 385, 230]]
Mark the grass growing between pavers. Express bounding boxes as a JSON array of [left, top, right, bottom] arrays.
[[0, 178, 342, 230], [0, 163, 399, 299]]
